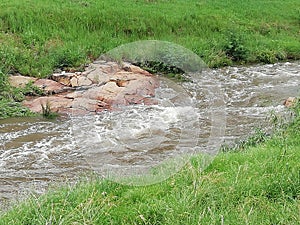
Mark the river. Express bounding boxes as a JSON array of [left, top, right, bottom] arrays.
[[0, 61, 299, 210]]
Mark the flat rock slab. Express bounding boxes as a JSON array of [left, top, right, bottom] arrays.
[[8, 75, 38, 88], [15, 61, 159, 115]]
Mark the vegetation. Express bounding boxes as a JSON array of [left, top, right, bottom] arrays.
[[0, 0, 299, 77], [0, 1, 299, 224], [0, 72, 39, 119], [0, 102, 299, 224], [41, 101, 58, 119], [0, 0, 299, 118]]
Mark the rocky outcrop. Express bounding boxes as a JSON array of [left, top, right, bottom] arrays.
[[18, 60, 159, 115]]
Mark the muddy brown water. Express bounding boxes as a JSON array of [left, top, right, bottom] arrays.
[[1, 61, 299, 210]]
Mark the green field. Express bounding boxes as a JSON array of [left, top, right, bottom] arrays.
[[0, 0, 300, 76], [0, 1, 300, 224], [1, 0, 300, 118]]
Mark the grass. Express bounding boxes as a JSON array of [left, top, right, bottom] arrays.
[[0, 0, 300, 118], [0, 1, 299, 224], [1, 0, 299, 118], [0, 0, 299, 77], [0, 104, 299, 224]]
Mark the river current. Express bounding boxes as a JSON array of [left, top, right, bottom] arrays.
[[0, 61, 299, 210]]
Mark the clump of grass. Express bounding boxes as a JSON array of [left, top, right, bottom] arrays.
[[221, 128, 269, 152], [12, 81, 45, 102], [223, 31, 249, 62], [0, 99, 33, 119], [134, 60, 189, 82], [41, 101, 57, 119], [0, 71, 37, 119]]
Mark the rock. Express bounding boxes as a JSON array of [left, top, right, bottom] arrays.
[[23, 96, 73, 113], [77, 76, 93, 86], [70, 77, 79, 87], [122, 62, 152, 76], [283, 97, 297, 107], [87, 71, 110, 84], [21, 61, 160, 115], [51, 73, 76, 86], [8, 75, 38, 88], [34, 79, 65, 94]]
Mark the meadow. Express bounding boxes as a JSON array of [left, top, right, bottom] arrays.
[[1, 0, 300, 118], [0, 0, 299, 77]]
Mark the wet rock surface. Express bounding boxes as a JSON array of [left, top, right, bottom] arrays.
[[15, 61, 159, 115]]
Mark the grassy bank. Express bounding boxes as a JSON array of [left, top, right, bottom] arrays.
[[0, 0, 299, 76], [1, 0, 300, 118], [0, 103, 299, 224]]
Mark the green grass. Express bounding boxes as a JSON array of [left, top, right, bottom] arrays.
[[1, 104, 299, 224], [0, 0, 300, 118], [0, 0, 299, 77], [0, 1, 299, 223]]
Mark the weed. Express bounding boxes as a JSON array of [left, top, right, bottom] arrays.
[[134, 60, 190, 82], [41, 101, 57, 119], [0, 99, 33, 119], [223, 31, 248, 62]]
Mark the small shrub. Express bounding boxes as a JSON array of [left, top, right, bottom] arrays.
[[223, 31, 248, 62], [0, 99, 33, 119], [134, 60, 190, 82], [256, 50, 277, 64], [256, 50, 287, 64]]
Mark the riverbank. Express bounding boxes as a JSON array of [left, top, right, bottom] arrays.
[[0, 1, 299, 224], [1, 0, 300, 118], [1, 102, 299, 224]]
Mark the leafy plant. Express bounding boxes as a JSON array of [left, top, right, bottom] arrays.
[[12, 81, 45, 102], [134, 61, 190, 82], [0, 99, 34, 119], [223, 31, 248, 62]]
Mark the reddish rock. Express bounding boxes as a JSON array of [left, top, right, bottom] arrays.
[[51, 73, 77, 86], [23, 96, 73, 113], [8, 75, 38, 88], [122, 62, 152, 76], [34, 79, 65, 94], [77, 76, 93, 86], [20, 61, 160, 115]]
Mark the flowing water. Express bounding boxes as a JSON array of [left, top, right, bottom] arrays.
[[0, 61, 299, 210]]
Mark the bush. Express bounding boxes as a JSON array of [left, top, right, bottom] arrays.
[[223, 31, 248, 62]]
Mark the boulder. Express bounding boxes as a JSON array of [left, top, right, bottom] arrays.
[[51, 73, 77, 86], [8, 75, 38, 88], [122, 62, 152, 76], [34, 79, 65, 94], [77, 76, 93, 86], [23, 96, 73, 113]]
